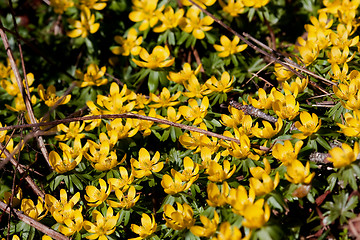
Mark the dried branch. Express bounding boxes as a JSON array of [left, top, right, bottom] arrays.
[[0, 201, 69, 240]]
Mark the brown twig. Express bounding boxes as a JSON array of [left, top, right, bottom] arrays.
[[0, 201, 69, 240]]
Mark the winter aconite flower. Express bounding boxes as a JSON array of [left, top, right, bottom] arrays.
[[58, 209, 83, 236], [327, 142, 359, 168], [84, 179, 111, 207], [205, 71, 234, 93], [168, 62, 202, 85], [83, 207, 119, 240], [272, 140, 303, 166], [219, 0, 245, 17], [292, 112, 321, 139], [285, 160, 315, 184], [49, 150, 82, 173], [242, 199, 271, 229], [131, 148, 163, 178], [179, 7, 214, 40], [149, 87, 181, 108], [130, 213, 157, 240], [161, 171, 195, 195], [206, 160, 236, 182], [107, 186, 140, 209], [56, 121, 86, 141], [38, 84, 71, 107], [190, 211, 219, 238], [163, 202, 195, 230], [112, 28, 143, 56], [179, 96, 209, 125], [50, 0, 74, 14], [21, 197, 47, 221], [213, 36, 247, 57], [129, 0, 164, 31], [206, 182, 228, 207], [67, 7, 100, 38], [132, 46, 174, 69], [79, 0, 108, 10], [212, 222, 244, 240], [154, 6, 184, 32], [338, 110, 360, 137], [75, 63, 108, 87]]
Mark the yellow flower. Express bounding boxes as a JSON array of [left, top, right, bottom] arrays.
[[226, 185, 255, 215], [330, 24, 359, 49], [132, 46, 174, 69], [242, 199, 271, 229], [212, 221, 244, 240], [129, 0, 164, 31], [79, 0, 107, 10], [131, 148, 163, 178], [45, 189, 80, 214], [327, 142, 359, 168], [130, 213, 157, 240], [50, 0, 74, 14], [178, 156, 199, 181], [220, 132, 251, 159], [84, 178, 111, 207], [327, 46, 355, 65], [83, 206, 119, 240], [248, 88, 274, 110], [56, 121, 86, 141], [338, 110, 360, 137], [135, 93, 150, 109], [221, 105, 244, 128], [163, 202, 195, 230], [179, 96, 209, 125], [21, 197, 47, 221], [154, 6, 184, 32], [292, 112, 321, 139], [206, 182, 228, 207], [149, 87, 181, 108], [108, 167, 134, 191], [67, 7, 100, 38], [58, 209, 83, 236], [130, 108, 157, 136], [249, 159, 280, 196], [252, 118, 283, 139], [49, 150, 82, 174], [214, 36, 247, 58], [242, 0, 270, 8], [183, 75, 209, 98], [219, 0, 245, 17], [158, 107, 183, 128], [75, 63, 107, 87], [283, 77, 309, 96], [272, 140, 303, 166], [285, 160, 315, 184], [206, 160, 236, 182], [305, 12, 333, 36], [2, 188, 22, 207], [330, 63, 349, 82], [38, 84, 71, 107], [161, 171, 195, 195], [205, 71, 234, 93], [296, 40, 319, 66], [190, 211, 219, 238], [107, 185, 140, 209], [181, 0, 216, 8], [112, 28, 143, 56], [168, 62, 202, 85], [179, 7, 214, 40], [272, 94, 299, 120]]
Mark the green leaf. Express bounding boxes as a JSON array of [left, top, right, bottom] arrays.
[[316, 136, 331, 150], [148, 71, 159, 93], [71, 174, 83, 190]]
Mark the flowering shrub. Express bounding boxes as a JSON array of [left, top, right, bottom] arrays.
[[1, 0, 360, 239]]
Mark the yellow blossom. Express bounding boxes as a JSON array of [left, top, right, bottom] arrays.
[[130, 213, 157, 240], [135, 93, 150, 109], [249, 159, 279, 196], [214, 36, 247, 57], [219, 0, 245, 17], [272, 94, 299, 120], [83, 207, 119, 240], [75, 63, 107, 87], [50, 0, 74, 14], [304, 12, 333, 36], [226, 185, 255, 215], [252, 118, 283, 139], [107, 167, 134, 191], [221, 106, 244, 128], [220, 132, 252, 159], [130, 108, 157, 136], [107, 185, 140, 209], [205, 71, 234, 93], [158, 107, 183, 128], [190, 211, 219, 238], [179, 7, 214, 40], [132, 46, 174, 69], [183, 75, 209, 98], [212, 221, 245, 240], [292, 112, 321, 139], [168, 63, 202, 85], [49, 149, 82, 174], [327, 46, 355, 65], [330, 63, 349, 82], [179, 96, 209, 125], [206, 160, 236, 182], [58, 209, 83, 236], [79, 0, 107, 10], [21, 197, 47, 221], [206, 182, 228, 207], [112, 28, 143, 56], [131, 148, 163, 178], [330, 24, 359, 49], [67, 7, 100, 38], [84, 179, 111, 207], [248, 88, 274, 110], [129, 0, 164, 31], [242, 0, 270, 8], [56, 121, 86, 141], [38, 84, 71, 107], [327, 142, 359, 168], [1, 72, 35, 97], [161, 171, 196, 195], [242, 199, 271, 229], [181, 0, 216, 8], [154, 6, 184, 32], [338, 110, 360, 137], [45, 189, 80, 214], [285, 160, 315, 184], [149, 87, 181, 108], [163, 202, 195, 230], [283, 77, 309, 96], [2, 188, 22, 207], [296, 40, 319, 66], [272, 140, 303, 166], [178, 156, 199, 181]]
